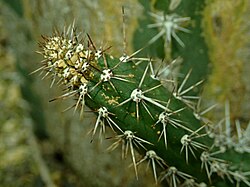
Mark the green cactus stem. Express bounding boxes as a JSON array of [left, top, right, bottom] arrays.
[[34, 25, 250, 186]]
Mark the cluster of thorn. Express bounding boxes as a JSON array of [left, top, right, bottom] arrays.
[[148, 12, 190, 47], [207, 102, 250, 154], [36, 24, 250, 187], [197, 102, 250, 186], [200, 147, 250, 187], [147, 10, 250, 186], [37, 27, 103, 117]]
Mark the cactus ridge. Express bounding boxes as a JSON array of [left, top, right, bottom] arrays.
[[35, 23, 250, 187]]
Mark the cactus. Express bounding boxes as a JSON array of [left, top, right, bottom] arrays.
[[34, 1, 250, 187], [133, 0, 210, 95]]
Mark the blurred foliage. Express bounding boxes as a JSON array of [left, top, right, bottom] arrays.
[[2, 0, 23, 17], [202, 0, 250, 124], [0, 10, 39, 186]]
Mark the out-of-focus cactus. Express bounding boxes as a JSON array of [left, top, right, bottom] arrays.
[[202, 0, 250, 124], [133, 0, 210, 96]]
